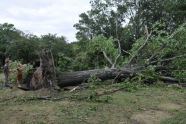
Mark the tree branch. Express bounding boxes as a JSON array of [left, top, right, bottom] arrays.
[[103, 51, 113, 66], [122, 49, 132, 56], [103, 15, 123, 69], [128, 25, 152, 64], [113, 39, 122, 68], [168, 22, 186, 39], [145, 22, 186, 64], [148, 54, 186, 65], [146, 43, 166, 64], [112, 16, 122, 68]]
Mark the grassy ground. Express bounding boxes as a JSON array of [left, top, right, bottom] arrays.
[[0, 82, 185, 124]]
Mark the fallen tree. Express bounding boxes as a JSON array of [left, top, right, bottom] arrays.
[[25, 23, 186, 90], [26, 49, 137, 89]]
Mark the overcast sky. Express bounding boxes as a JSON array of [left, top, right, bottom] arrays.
[[0, 0, 91, 42]]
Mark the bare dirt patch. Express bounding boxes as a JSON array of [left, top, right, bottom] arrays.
[[131, 110, 170, 124], [158, 103, 183, 111], [130, 103, 184, 124]]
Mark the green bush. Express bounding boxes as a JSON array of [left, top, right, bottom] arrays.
[[123, 82, 145, 92], [0, 77, 4, 87], [86, 74, 102, 89], [153, 81, 167, 87], [0, 67, 2, 73], [8, 61, 33, 84], [112, 80, 147, 92], [167, 84, 183, 90], [87, 74, 101, 85]]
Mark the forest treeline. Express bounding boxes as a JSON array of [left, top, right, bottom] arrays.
[[0, 0, 186, 80]]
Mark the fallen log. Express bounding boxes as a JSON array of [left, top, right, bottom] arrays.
[[57, 67, 135, 87]]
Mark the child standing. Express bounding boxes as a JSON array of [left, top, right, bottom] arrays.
[[16, 64, 23, 87]]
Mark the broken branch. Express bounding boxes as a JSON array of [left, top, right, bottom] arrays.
[[129, 25, 152, 64]]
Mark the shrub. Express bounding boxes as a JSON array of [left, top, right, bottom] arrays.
[[87, 74, 101, 85], [8, 61, 33, 84], [112, 79, 147, 92], [167, 84, 183, 90]]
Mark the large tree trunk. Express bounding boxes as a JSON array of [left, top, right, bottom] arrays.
[[57, 67, 135, 87]]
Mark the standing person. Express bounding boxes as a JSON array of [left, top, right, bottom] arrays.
[[16, 64, 23, 88], [3, 58, 10, 87]]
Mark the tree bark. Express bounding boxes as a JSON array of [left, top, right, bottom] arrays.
[[57, 67, 135, 87]]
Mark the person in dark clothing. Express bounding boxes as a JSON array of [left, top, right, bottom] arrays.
[[3, 59, 10, 87]]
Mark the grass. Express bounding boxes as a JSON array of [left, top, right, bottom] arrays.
[[0, 82, 185, 124], [161, 112, 186, 124]]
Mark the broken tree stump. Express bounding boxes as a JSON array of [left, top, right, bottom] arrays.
[[28, 49, 57, 90]]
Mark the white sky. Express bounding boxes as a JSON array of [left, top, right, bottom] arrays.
[[0, 0, 91, 42]]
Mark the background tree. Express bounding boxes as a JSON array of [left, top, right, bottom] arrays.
[[74, 0, 186, 52], [6, 35, 39, 63], [38, 34, 71, 66], [0, 23, 22, 65]]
